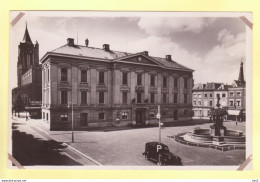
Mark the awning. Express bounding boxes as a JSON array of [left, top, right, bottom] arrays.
[[227, 110, 240, 115]]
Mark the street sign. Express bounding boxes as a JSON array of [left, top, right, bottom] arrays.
[[156, 113, 161, 119]]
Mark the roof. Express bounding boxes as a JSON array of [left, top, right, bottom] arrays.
[[22, 24, 32, 44], [46, 43, 193, 72], [193, 82, 231, 91]]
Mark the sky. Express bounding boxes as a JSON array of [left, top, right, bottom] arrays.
[[9, 11, 248, 89]]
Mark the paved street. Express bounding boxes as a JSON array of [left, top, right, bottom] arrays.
[[11, 114, 246, 167]]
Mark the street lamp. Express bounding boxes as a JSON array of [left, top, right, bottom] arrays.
[[68, 102, 74, 143], [156, 105, 161, 144]]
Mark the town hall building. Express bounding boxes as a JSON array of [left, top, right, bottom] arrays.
[[40, 38, 194, 130]]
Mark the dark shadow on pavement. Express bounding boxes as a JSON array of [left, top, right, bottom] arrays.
[[12, 125, 82, 166]]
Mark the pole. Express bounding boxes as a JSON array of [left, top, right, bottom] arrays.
[[72, 103, 74, 143], [158, 105, 161, 144]]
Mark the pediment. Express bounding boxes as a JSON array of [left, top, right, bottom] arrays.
[[115, 54, 161, 66]]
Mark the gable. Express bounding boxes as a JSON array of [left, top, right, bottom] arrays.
[[116, 54, 160, 66]]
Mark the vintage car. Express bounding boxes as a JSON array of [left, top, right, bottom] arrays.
[[143, 142, 182, 166]]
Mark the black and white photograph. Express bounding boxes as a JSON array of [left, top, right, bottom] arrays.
[[9, 11, 252, 169]]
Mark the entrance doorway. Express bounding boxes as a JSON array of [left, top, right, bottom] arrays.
[[80, 113, 88, 126], [136, 108, 146, 123], [174, 110, 178, 120]]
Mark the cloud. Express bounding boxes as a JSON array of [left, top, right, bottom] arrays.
[[138, 17, 214, 36]]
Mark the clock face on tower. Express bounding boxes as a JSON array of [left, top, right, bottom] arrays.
[[25, 48, 32, 54]]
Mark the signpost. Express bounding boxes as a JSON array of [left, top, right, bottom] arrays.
[[157, 105, 161, 144], [68, 102, 74, 143]]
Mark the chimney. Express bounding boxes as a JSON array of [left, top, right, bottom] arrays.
[[143, 51, 149, 56], [67, 38, 74, 46], [85, 39, 89, 47], [103, 44, 110, 51], [166, 55, 172, 61]]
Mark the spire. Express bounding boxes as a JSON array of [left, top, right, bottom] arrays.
[[22, 22, 32, 43], [238, 58, 245, 84]]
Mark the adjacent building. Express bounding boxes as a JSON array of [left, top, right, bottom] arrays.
[[192, 61, 246, 121], [12, 24, 42, 118], [40, 38, 194, 130]]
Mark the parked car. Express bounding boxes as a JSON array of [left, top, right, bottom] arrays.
[[143, 142, 182, 166]]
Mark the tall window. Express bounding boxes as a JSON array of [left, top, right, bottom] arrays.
[[81, 70, 87, 83], [61, 68, 67, 81], [122, 92, 127, 104], [184, 78, 188, 89], [122, 72, 128, 85], [48, 69, 50, 82], [236, 100, 241, 106], [163, 77, 167, 87], [204, 94, 207, 98], [61, 90, 68, 104], [222, 93, 226, 98], [137, 92, 142, 103], [99, 71, 104, 84], [99, 91, 104, 104], [150, 93, 155, 104], [150, 75, 155, 86], [137, 74, 142, 85], [209, 100, 213, 106], [81, 91, 87, 104], [174, 77, 178, 88], [230, 100, 234, 106], [184, 94, 188, 104], [173, 93, 178, 103], [162, 93, 167, 104]]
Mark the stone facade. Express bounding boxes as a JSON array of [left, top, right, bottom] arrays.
[[40, 38, 194, 130]]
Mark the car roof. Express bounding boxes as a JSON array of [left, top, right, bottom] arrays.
[[146, 142, 168, 147]]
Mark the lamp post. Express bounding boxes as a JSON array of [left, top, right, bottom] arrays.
[[68, 102, 74, 143], [156, 105, 161, 144]]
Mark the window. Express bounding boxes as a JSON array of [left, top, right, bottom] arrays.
[[81, 91, 87, 104], [150, 93, 155, 104], [137, 73, 142, 85], [222, 93, 226, 98], [162, 93, 167, 104], [163, 77, 167, 87], [99, 92, 104, 104], [162, 110, 167, 117], [184, 110, 188, 116], [43, 112, 45, 119], [204, 94, 207, 98], [137, 92, 142, 103], [217, 94, 220, 98], [122, 72, 128, 85], [173, 93, 178, 103], [237, 91, 241, 97], [48, 69, 50, 82], [122, 92, 127, 104], [98, 112, 105, 120], [209, 100, 213, 106], [198, 94, 202, 98], [230, 92, 234, 97], [184, 78, 188, 89], [174, 77, 178, 88], [184, 94, 188, 104], [193, 93, 197, 98], [46, 113, 48, 121], [122, 112, 128, 120], [193, 100, 196, 106], [210, 93, 213, 98], [150, 111, 156, 118], [81, 70, 87, 82], [60, 114, 68, 122], [198, 101, 202, 106], [236, 100, 241, 106], [230, 100, 234, 106], [150, 75, 155, 86], [99, 71, 105, 84], [61, 90, 67, 104], [61, 68, 67, 81]]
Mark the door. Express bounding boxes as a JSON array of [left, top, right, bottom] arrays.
[[174, 110, 178, 120], [136, 110, 143, 123], [80, 113, 88, 126]]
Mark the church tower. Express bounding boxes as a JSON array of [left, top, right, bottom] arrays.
[[17, 23, 39, 87], [238, 60, 245, 85]]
